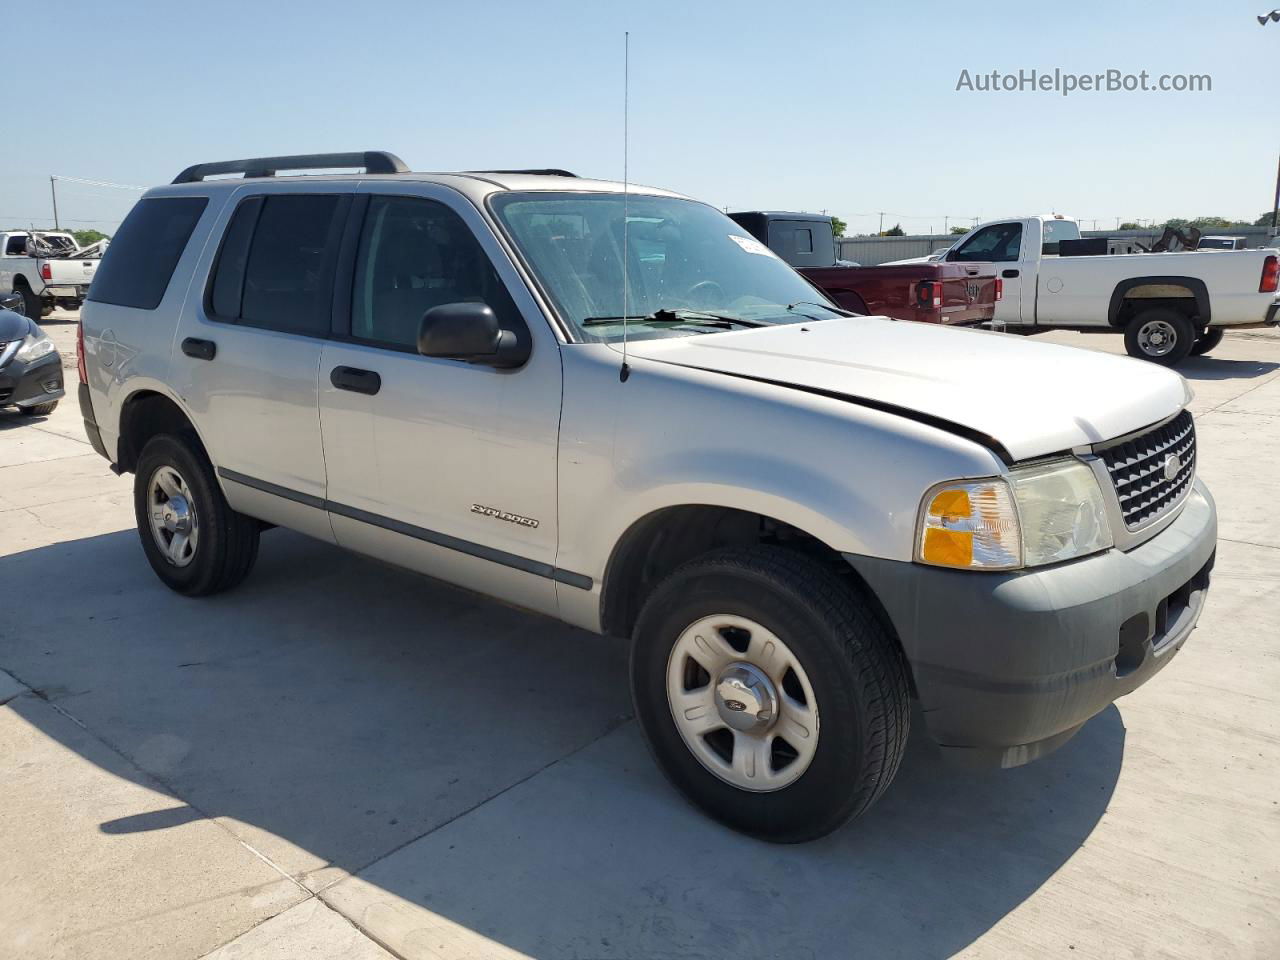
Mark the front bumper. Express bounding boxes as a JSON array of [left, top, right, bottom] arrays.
[[0, 350, 66, 408], [846, 480, 1217, 768]]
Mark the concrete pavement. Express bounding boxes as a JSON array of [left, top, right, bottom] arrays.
[[1, 313, 1278, 959]]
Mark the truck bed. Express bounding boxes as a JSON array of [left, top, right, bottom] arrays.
[[800, 262, 998, 325]]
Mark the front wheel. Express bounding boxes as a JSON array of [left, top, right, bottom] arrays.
[[1124, 308, 1195, 366], [133, 434, 260, 596], [1190, 327, 1225, 356], [630, 546, 911, 842]]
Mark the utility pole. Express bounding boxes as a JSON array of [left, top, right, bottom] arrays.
[[878, 212, 884, 234], [1271, 151, 1280, 231], [50, 176, 60, 230], [944, 216, 949, 234]]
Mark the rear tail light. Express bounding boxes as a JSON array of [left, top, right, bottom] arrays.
[[76, 321, 87, 384], [995, 277, 1003, 301], [41, 262, 52, 281], [1261, 255, 1279, 293], [916, 281, 942, 309]]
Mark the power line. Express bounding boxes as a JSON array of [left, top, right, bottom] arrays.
[[50, 175, 145, 191]]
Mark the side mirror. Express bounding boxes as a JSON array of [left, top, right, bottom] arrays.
[[417, 302, 529, 369]]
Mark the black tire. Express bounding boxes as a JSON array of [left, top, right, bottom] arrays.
[[18, 400, 58, 416], [1123, 308, 1195, 366], [133, 434, 260, 596], [630, 546, 911, 842], [13, 285, 39, 319], [1190, 327, 1225, 356]]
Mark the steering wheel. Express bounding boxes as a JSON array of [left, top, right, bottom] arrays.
[[685, 280, 725, 306]]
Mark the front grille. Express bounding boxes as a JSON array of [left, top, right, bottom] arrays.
[[1098, 410, 1196, 530]]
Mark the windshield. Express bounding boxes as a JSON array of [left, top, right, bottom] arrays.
[[490, 192, 842, 341]]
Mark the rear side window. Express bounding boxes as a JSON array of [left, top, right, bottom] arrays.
[[767, 220, 833, 268], [207, 194, 348, 336], [88, 197, 208, 309]]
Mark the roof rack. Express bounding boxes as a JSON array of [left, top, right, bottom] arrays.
[[467, 168, 578, 178], [172, 151, 409, 184]]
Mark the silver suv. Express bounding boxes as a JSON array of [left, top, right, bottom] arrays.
[[79, 152, 1217, 841]]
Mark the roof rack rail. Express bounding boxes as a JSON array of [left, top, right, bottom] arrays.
[[467, 168, 578, 178], [172, 151, 409, 184]]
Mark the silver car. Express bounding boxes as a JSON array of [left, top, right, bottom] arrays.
[[79, 152, 1216, 841]]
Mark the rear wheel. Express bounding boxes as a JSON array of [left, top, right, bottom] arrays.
[[12, 285, 38, 319], [1124, 308, 1195, 366], [134, 434, 260, 596], [1190, 327, 1225, 356], [630, 546, 911, 842]]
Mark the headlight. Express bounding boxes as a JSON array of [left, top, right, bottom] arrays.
[[917, 459, 1112, 571], [15, 333, 55, 363]]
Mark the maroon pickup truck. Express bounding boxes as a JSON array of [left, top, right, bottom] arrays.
[[729, 211, 1000, 325]]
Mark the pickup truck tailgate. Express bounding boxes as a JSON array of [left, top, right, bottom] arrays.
[[43, 257, 99, 285], [931, 263, 998, 325]]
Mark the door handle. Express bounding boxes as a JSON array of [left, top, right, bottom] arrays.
[[1002, 269, 1020, 279], [330, 366, 382, 396], [181, 337, 216, 361]]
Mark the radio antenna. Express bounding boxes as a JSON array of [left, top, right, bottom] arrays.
[[619, 30, 632, 383]]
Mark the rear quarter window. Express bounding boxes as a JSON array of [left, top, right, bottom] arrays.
[[87, 197, 208, 310]]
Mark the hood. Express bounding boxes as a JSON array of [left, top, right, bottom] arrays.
[[625, 316, 1189, 463], [0, 309, 34, 343]]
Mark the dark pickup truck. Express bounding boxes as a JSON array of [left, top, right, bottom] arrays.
[[729, 211, 1000, 325]]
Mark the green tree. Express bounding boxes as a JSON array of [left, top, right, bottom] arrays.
[[1254, 210, 1278, 227], [830, 216, 847, 237], [883, 223, 905, 237], [949, 225, 968, 235], [1118, 222, 1141, 230], [1188, 216, 1232, 230], [72, 229, 108, 246]]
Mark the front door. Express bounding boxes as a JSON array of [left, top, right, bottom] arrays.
[[318, 185, 564, 617], [949, 220, 1027, 326]]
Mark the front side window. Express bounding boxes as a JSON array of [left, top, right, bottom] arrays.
[[350, 196, 520, 350], [952, 222, 1024, 263], [207, 194, 347, 336], [89, 196, 208, 310], [491, 193, 842, 342]]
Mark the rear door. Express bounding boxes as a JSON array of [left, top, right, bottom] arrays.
[[949, 220, 1028, 325], [171, 183, 352, 542]]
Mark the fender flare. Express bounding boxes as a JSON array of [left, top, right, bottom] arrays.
[[1108, 275, 1209, 327]]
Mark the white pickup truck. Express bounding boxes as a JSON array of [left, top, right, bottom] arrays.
[[919, 216, 1280, 364], [0, 230, 101, 318]]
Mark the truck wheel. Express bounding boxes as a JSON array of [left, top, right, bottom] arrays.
[[1124, 308, 1195, 366], [12, 285, 38, 318], [1190, 327, 1225, 356], [630, 546, 911, 842], [134, 434, 260, 596]]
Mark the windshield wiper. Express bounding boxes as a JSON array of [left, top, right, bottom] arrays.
[[786, 301, 858, 320], [581, 308, 767, 329]]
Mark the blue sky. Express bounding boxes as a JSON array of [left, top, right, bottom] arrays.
[[7, 0, 1276, 236]]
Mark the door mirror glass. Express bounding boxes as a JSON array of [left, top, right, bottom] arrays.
[[417, 302, 529, 368]]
